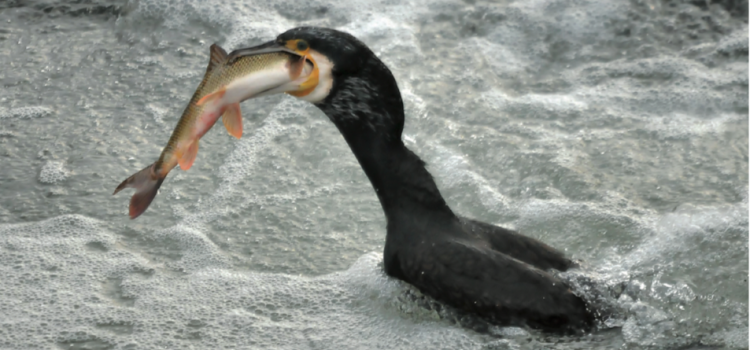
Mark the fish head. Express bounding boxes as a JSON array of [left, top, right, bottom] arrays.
[[225, 39, 327, 102]]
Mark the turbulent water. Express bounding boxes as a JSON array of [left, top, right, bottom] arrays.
[[0, 0, 747, 348]]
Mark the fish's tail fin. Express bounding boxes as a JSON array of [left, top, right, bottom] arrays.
[[113, 163, 165, 219]]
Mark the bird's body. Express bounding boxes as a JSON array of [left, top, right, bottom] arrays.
[[120, 27, 596, 332], [274, 27, 596, 332], [320, 85, 593, 331]]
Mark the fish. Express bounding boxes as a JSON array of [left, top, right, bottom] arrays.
[[195, 47, 314, 119], [114, 43, 310, 219]]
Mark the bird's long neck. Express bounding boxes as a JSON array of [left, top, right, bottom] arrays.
[[317, 71, 454, 222], [337, 123, 454, 222]]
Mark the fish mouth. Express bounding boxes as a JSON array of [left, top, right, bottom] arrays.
[[229, 40, 320, 99]]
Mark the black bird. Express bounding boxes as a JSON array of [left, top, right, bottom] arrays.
[[235, 27, 595, 333]]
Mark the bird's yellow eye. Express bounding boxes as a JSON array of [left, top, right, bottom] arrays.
[[296, 40, 308, 51]]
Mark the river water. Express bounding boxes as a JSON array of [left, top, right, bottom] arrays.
[[0, 0, 747, 349]]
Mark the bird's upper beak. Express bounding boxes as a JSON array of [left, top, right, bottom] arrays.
[[227, 40, 321, 99]]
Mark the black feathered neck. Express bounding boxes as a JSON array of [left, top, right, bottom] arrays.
[[280, 27, 454, 219]]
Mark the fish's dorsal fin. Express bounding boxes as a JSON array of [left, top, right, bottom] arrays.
[[207, 44, 228, 72]]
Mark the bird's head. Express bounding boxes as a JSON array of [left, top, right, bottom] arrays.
[[234, 27, 405, 138]]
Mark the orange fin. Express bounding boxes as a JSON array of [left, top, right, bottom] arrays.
[[207, 44, 228, 73], [196, 86, 226, 106], [179, 141, 199, 170], [222, 103, 243, 139], [113, 163, 165, 219]]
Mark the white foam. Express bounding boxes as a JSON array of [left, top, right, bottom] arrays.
[[623, 200, 748, 269], [39, 160, 68, 184], [643, 113, 741, 139], [6, 0, 745, 348], [146, 104, 168, 125], [716, 28, 749, 55], [0, 215, 495, 349], [430, 144, 512, 214], [0, 106, 53, 119], [340, 15, 423, 69], [6, 200, 743, 348]]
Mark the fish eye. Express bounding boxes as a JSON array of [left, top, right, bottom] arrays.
[[296, 40, 309, 51]]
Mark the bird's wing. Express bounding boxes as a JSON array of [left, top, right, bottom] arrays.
[[398, 239, 592, 331], [461, 217, 575, 271]]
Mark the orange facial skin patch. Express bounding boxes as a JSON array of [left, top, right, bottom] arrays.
[[285, 40, 320, 97]]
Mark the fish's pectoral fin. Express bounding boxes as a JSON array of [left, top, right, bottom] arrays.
[[196, 86, 226, 106], [207, 44, 228, 73], [222, 103, 243, 139], [178, 141, 199, 171]]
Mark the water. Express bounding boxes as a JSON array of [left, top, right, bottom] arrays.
[[0, 0, 746, 348]]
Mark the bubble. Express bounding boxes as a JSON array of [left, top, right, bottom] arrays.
[[39, 160, 68, 184]]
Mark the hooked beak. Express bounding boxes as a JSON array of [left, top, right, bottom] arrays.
[[227, 40, 320, 99]]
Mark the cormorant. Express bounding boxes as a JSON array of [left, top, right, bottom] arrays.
[[236, 27, 595, 333]]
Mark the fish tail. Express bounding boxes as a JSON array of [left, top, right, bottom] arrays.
[[113, 163, 165, 219]]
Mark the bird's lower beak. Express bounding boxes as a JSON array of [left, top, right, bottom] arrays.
[[228, 41, 319, 98]]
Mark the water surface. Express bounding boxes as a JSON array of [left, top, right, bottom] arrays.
[[0, 0, 747, 348]]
